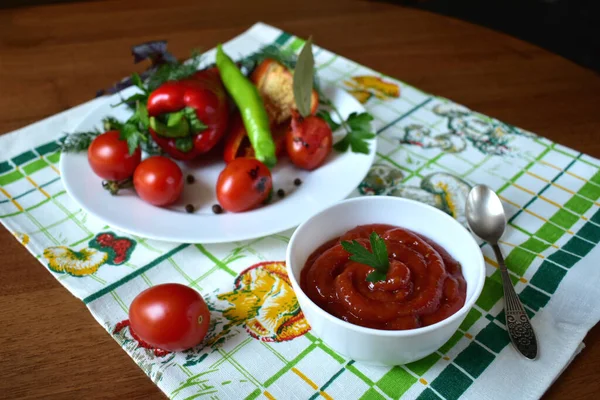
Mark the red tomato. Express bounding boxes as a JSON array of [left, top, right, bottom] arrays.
[[88, 130, 141, 180], [133, 156, 183, 206], [216, 158, 272, 212], [129, 283, 210, 352], [286, 112, 332, 170]]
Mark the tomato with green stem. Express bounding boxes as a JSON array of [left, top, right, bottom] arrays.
[[133, 156, 183, 206], [216, 158, 272, 212], [129, 283, 210, 352], [88, 130, 141, 181]]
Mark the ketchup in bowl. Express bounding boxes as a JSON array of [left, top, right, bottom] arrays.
[[300, 224, 467, 330]]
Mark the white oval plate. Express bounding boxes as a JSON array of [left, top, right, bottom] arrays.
[[61, 84, 376, 243]]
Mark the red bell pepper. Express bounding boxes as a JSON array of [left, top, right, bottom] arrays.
[[147, 68, 229, 161]]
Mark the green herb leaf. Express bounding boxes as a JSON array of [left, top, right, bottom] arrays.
[[167, 110, 185, 127], [135, 102, 149, 129], [293, 37, 314, 118], [102, 116, 123, 131], [131, 73, 147, 93], [175, 137, 194, 152], [146, 51, 203, 92], [119, 123, 142, 154], [341, 239, 380, 265], [341, 232, 390, 283], [317, 110, 341, 131], [112, 93, 148, 108], [60, 130, 101, 152], [238, 44, 299, 73], [140, 138, 163, 156], [366, 271, 387, 283], [333, 112, 375, 154], [183, 107, 207, 133], [369, 232, 389, 269]]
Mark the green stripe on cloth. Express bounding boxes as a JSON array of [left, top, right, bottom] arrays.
[[83, 244, 190, 304], [475, 321, 510, 353], [590, 170, 600, 185], [23, 159, 48, 175], [416, 388, 443, 400], [12, 150, 36, 166], [347, 361, 374, 386], [264, 343, 317, 387], [505, 247, 537, 276], [439, 331, 463, 354], [430, 365, 472, 400], [530, 261, 568, 294], [376, 366, 417, 399], [476, 277, 504, 311], [579, 182, 600, 201], [454, 342, 495, 378], [359, 388, 386, 400], [274, 32, 292, 46], [406, 353, 442, 376], [0, 170, 24, 185], [459, 308, 482, 331], [309, 367, 346, 400], [519, 286, 550, 311], [547, 250, 581, 268], [244, 389, 261, 400], [376, 98, 433, 135], [288, 37, 305, 52], [0, 161, 12, 174], [578, 222, 600, 243], [564, 196, 594, 215], [194, 244, 237, 276], [46, 152, 61, 164], [35, 141, 61, 155]]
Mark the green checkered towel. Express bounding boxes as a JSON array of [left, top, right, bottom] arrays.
[[1, 23, 599, 400]]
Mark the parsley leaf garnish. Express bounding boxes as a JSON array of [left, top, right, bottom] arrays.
[[319, 95, 375, 155], [316, 110, 341, 131], [333, 112, 375, 154], [341, 232, 390, 282], [118, 101, 150, 155]]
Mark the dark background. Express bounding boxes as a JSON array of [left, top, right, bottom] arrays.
[[393, 0, 600, 72], [2, 0, 599, 71]]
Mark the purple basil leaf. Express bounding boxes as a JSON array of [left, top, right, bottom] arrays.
[[131, 40, 177, 65]]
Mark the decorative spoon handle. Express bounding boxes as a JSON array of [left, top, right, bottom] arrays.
[[492, 244, 538, 360]]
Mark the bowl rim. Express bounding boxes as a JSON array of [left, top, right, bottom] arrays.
[[285, 196, 486, 338]]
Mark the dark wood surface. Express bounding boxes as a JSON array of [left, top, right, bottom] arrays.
[[1, 1, 599, 399]]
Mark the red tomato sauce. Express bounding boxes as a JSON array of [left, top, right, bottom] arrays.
[[300, 224, 467, 330]]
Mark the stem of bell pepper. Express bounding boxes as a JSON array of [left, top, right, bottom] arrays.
[[149, 115, 190, 138]]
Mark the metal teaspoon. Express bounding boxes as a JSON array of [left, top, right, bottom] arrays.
[[466, 184, 538, 360]]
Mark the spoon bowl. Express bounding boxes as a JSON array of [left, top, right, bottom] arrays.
[[466, 184, 506, 244]]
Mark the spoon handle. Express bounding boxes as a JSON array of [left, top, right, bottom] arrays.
[[492, 244, 538, 360]]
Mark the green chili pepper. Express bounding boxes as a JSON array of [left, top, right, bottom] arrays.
[[216, 44, 277, 168]]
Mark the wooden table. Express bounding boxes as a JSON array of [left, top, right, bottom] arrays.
[[1, 1, 599, 398]]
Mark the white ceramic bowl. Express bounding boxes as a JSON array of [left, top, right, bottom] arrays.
[[286, 196, 485, 365]]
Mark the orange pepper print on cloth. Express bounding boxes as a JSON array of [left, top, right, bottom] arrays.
[[344, 75, 401, 104], [215, 261, 311, 343]]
